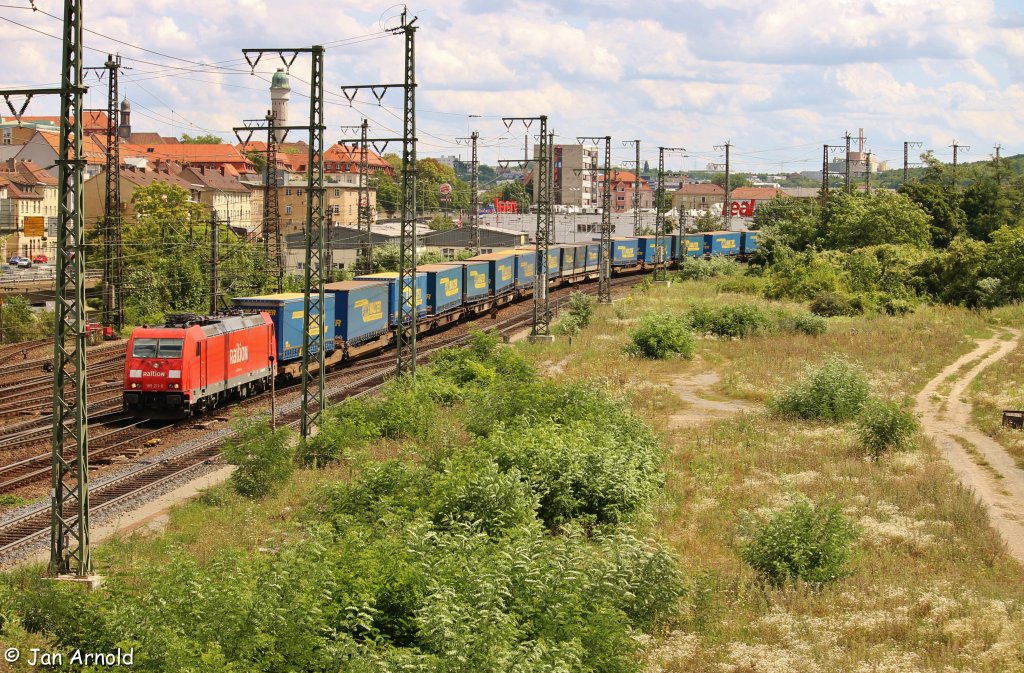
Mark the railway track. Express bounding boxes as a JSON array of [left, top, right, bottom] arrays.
[[0, 338, 51, 367], [0, 273, 647, 561]]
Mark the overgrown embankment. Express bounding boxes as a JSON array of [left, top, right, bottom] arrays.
[[1, 332, 681, 672]]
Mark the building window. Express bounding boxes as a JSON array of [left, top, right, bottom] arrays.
[[285, 205, 292, 215], [2, 128, 10, 145], [297, 189, 303, 196], [334, 189, 340, 197], [285, 188, 292, 196], [332, 205, 340, 215]]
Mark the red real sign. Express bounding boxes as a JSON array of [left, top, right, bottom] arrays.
[[494, 199, 518, 214], [729, 200, 756, 217]]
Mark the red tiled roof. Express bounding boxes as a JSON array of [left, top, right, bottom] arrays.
[[120, 141, 253, 169], [180, 166, 249, 193], [674, 183, 725, 195], [323, 144, 391, 172], [730, 187, 785, 200], [31, 130, 106, 164], [597, 170, 651, 191]]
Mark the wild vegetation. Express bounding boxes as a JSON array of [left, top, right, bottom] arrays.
[[751, 152, 1024, 313]]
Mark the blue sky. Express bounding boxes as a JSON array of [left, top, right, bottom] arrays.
[[2, 0, 1022, 173]]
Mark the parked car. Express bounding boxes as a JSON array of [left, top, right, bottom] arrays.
[[15, 257, 31, 269], [32, 254, 48, 264], [7, 256, 22, 266]]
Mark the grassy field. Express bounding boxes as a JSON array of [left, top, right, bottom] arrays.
[[4, 274, 1023, 672], [968, 308, 1024, 470], [523, 277, 1024, 672]]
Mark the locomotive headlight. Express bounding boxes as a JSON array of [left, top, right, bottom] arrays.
[[130, 382, 140, 389], [169, 383, 181, 390], [169, 370, 181, 379]]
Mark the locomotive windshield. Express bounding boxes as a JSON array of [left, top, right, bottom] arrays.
[[132, 338, 183, 359]]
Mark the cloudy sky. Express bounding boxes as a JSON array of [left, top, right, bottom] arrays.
[[3, 0, 1022, 174]]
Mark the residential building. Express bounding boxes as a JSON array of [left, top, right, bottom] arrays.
[[595, 171, 653, 213], [0, 160, 58, 258], [118, 140, 255, 174], [278, 176, 378, 234], [180, 166, 257, 233], [531, 143, 598, 208], [672, 183, 725, 213], [83, 164, 202, 234], [13, 129, 106, 179]]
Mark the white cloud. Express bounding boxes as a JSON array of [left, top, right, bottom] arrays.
[[4, 0, 1020, 172]]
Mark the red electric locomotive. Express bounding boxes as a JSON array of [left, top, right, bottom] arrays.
[[123, 313, 276, 418]]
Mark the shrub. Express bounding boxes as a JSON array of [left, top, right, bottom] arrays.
[[857, 399, 919, 459], [554, 312, 584, 336], [740, 497, 857, 587], [675, 256, 741, 281], [810, 291, 860, 317], [427, 455, 538, 535], [716, 274, 766, 295], [479, 418, 662, 527], [297, 400, 378, 468], [626, 312, 695, 359], [222, 416, 295, 499], [792, 312, 828, 336], [565, 290, 596, 328], [687, 303, 771, 338], [878, 294, 916, 316], [769, 354, 871, 421]]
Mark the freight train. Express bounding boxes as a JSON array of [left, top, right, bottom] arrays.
[[122, 231, 758, 417]]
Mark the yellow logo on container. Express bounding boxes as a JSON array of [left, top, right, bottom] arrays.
[[400, 285, 424, 308], [588, 251, 598, 263], [441, 277, 460, 297], [618, 245, 635, 259], [521, 261, 535, 277], [498, 264, 512, 281], [471, 270, 488, 288], [718, 238, 737, 249], [355, 298, 384, 322], [687, 240, 701, 251]]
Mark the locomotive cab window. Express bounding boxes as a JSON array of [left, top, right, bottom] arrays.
[[157, 339, 184, 359], [131, 338, 158, 358]]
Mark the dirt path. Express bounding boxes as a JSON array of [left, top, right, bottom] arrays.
[[667, 371, 758, 427], [914, 328, 1024, 563]]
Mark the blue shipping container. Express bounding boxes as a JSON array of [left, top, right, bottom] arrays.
[[418, 264, 464, 315], [353, 272, 428, 324], [323, 281, 390, 346], [705, 231, 742, 256], [683, 234, 705, 258], [511, 249, 536, 289], [468, 251, 516, 295], [637, 236, 670, 264], [585, 243, 600, 271], [571, 244, 588, 273], [438, 260, 491, 302], [232, 292, 336, 363], [601, 237, 639, 266], [742, 231, 760, 255], [558, 244, 575, 275], [547, 245, 564, 278]]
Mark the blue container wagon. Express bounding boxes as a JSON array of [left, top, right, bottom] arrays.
[[418, 263, 464, 315], [704, 231, 742, 256], [231, 292, 336, 363], [741, 230, 760, 255], [323, 281, 390, 346], [353, 271, 428, 324], [467, 251, 516, 295]]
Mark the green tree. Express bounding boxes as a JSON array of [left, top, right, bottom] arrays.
[[822, 191, 930, 250], [243, 149, 267, 175], [987, 225, 1024, 303], [180, 133, 223, 144], [900, 181, 966, 248], [370, 173, 400, 216], [692, 210, 721, 232], [710, 172, 751, 189], [223, 416, 295, 499], [0, 295, 39, 343]]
